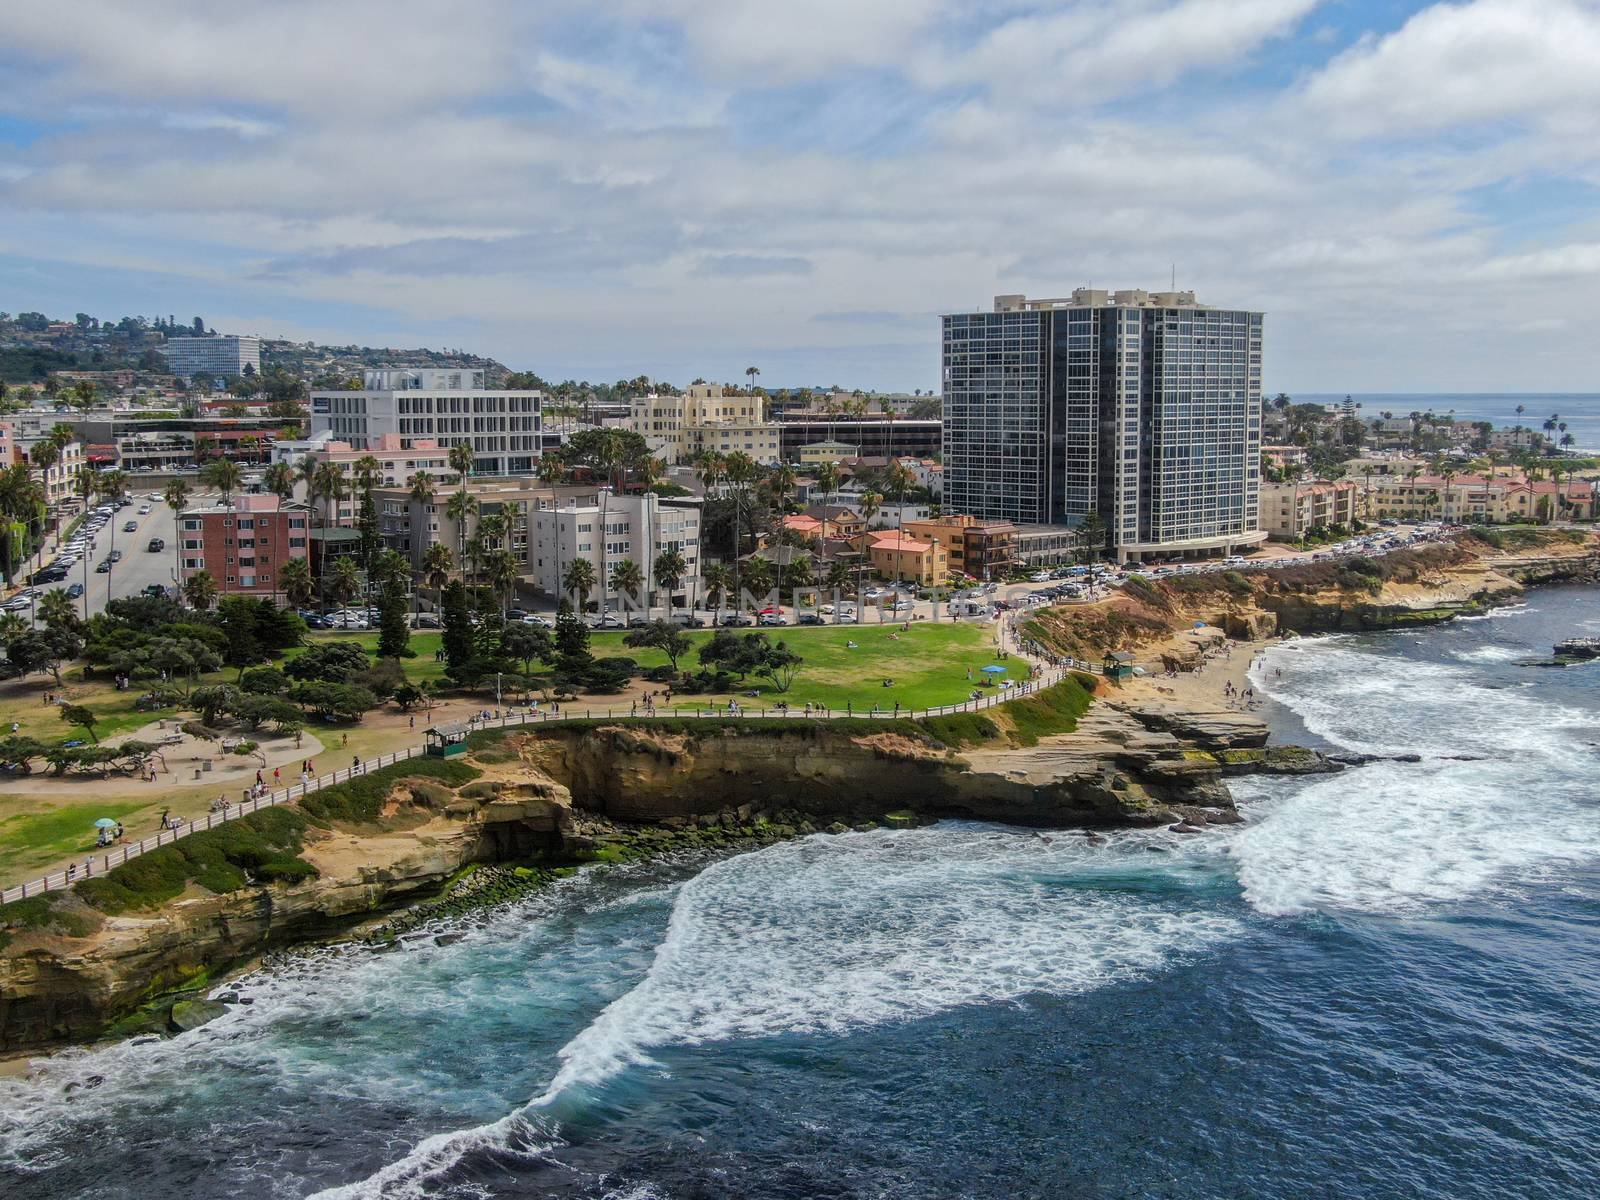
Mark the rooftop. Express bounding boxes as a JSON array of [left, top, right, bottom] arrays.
[[991, 288, 1211, 313]]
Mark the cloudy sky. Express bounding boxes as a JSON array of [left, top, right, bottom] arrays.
[[2, 0, 1598, 393]]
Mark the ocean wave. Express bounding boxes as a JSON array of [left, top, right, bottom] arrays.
[[311, 826, 1241, 1197]]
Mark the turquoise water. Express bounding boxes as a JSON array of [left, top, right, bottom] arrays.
[[3, 586, 1599, 1199]]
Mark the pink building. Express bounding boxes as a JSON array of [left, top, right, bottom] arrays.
[[299, 434, 452, 523]]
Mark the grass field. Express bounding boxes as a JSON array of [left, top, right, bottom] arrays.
[[293, 620, 1013, 712]]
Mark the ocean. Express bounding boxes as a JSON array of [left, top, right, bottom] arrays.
[[1296, 393, 1600, 454], [3, 586, 1599, 1200]]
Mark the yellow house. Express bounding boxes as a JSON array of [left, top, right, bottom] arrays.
[[863, 529, 947, 585]]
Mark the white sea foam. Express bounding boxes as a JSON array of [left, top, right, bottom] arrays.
[[1452, 644, 1527, 663], [1234, 635, 1600, 916], [312, 826, 1238, 1197]]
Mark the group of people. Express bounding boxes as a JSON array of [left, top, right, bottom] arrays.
[[94, 821, 125, 847]]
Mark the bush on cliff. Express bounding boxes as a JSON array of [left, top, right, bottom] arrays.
[[917, 712, 999, 748], [71, 806, 317, 915], [297, 757, 482, 826], [1002, 678, 1093, 747]]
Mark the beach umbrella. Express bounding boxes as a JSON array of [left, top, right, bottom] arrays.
[[980, 664, 1007, 674], [94, 817, 117, 828]]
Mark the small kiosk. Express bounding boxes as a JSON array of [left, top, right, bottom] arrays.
[[424, 721, 471, 758], [1102, 651, 1137, 683]]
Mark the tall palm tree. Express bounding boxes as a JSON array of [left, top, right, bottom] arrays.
[[280, 557, 314, 611], [201, 457, 242, 504], [487, 549, 519, 618], [95, 469, 129, 609], [328, 557, 362, 612], [887, 460, 915, 530], [857, 490, 882, 618], [445, 489, 479, 580], [562, 557, 596, 611], [24, 441, 57, 575], [263, 461, 296, 503], [421, 542, 454, 609], [447, 441, 475, 578], [164, 479, 190, 605], [653, 549, 686, 610], [610, 558, 644, 611], [745, 366, 760, 393], [702, 562, 734, 612], [0, 465, 41, 589], [816, 461, 841, 504], [724, 451, 758, 604]]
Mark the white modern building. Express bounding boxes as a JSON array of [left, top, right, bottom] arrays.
[[311, 368, 545, 476], [942, 289, 1266, 562], [15, 433, 86, 506], [628, 382, 781, 465], [165, 335, 262, 381], [531, 491, 703, 608]]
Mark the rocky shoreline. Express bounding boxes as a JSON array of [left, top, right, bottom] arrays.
[[3, 530, 1595, 1061]]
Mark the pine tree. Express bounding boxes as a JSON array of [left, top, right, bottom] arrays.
[[441, 579, 475, 677], [377, 578, 411, 659]]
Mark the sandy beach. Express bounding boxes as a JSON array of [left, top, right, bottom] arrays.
[[1116, 624, 1276, 714]]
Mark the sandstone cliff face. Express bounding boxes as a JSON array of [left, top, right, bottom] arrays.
[[516, 723, 1236, 830]]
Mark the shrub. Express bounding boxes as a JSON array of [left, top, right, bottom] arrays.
[[1004, 678, 1093, 747], [73, 806, 316, 914], [297, 757, 482, 825], [917, 712, 999, 748]]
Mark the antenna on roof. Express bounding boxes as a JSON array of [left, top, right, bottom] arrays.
[[1171, 263, 1176, 291]]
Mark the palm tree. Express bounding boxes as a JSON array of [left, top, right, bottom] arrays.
[[263, 461, 296, 503], [703, 562, 734, 612], [447, 441, 475, 579], [0, 465, 43, 590], [654, 549, 687, 610], [745, 366, 760, 393], [164, 479, 190, 605], [887, 460, 915, 530], [421, 542, 454, 612], [95, 469, 129, 608], [487, 549, 520, 617], [24, 441, 57, 576], [816, 461, 841, 503], [724, 451, 758, 602], [279, 557, 314, 610], [562, 557, 597, 611], [610, 558, 644, 611], [825, 559, 853, 616], [201, 458, 242, 506], [857, 490, 882, 613], [183, 568, 218, 611], [742, 556, 774, 607], [446, 490, 480, 581], [37, 586, 75, 628], [328, 556, 362, 612]]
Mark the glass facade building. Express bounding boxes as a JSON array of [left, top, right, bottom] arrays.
[[942, 290, 1264, 562]]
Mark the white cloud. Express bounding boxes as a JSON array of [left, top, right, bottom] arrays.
[[1302, 0, 1600, 137]]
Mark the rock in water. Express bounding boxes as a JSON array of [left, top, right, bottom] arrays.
[[168, 999, 228, 1033]]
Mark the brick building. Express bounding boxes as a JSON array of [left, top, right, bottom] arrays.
[[179, 494, 311, 600]]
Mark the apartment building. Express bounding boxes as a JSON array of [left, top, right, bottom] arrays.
[[178, 494, 311, 598], [942, 289, 1265, 562], [901, 513, 1016, 581], [1368, 474, 1594, 523], [375, 479, 703, 607], [628, 383, 781, 465], [531, 491, 703, 606], [311, 368, 544, 475], [1259, 480, 1359, 539], [165, 335, 261, 381]]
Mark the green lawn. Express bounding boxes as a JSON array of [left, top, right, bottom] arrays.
[[296, 620, 1013, 712]]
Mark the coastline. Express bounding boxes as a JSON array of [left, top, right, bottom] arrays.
[[2, 530, 1596, 1065]]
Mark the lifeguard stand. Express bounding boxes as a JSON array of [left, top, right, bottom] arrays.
[[424, 721, 471, 758]]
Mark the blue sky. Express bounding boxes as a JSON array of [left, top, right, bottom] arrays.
[[2, 0, 1599, 392]]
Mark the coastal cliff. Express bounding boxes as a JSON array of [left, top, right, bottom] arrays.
[[1, 700, 1304, 1054]]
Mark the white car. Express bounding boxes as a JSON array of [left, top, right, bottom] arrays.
[[326, 613, 370, 629], [836, 612, 859, 624], [521, 614, 555, 628], [818, 603, 835, 615], [138, 505, 152, 515], [892, 599, 915, 612]]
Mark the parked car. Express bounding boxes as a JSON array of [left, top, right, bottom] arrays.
[[519, 614, 553, 628], [669, 612, 706, 627], [413, 613, 441, 629], [758, 613, 788, 627], [835, 612, 858, 624], [627, 615, 652, 628], [506, 607, 530, 621], [304, 614, 331, 629], [891, 599, 915, 612], [797, 612, 824, 625], [719, 612, 753, 627], [595, 612, 625, 629]]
